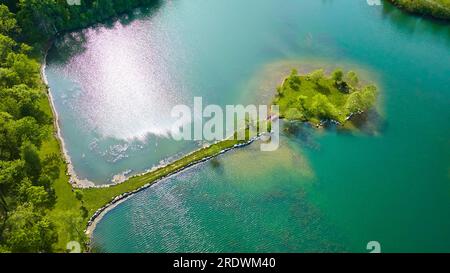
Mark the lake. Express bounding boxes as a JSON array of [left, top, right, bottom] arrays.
[[45, 0, 450, 252]]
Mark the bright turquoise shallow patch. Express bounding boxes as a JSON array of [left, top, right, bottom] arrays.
[[47, 0, 450, 252]]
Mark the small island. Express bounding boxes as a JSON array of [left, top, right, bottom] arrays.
[[273, 68, 378, 126]]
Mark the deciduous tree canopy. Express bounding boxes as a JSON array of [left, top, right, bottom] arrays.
[[0, 3, 58, 252]]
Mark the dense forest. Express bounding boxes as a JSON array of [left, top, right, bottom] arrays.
[[1, 0, 158, 45], [0, 3, 59, 252], [388, 0, 450, 20], [0, 0, 158, 253]]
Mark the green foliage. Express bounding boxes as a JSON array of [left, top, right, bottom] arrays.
[[20, 141, 42, 180], [331, 68, 343, 83], [274, 68, 378, 124], [345, 71, 359, 88], [309, 69, 325, 83], [0, 34, 15, 60], [345, 92, 364, 114], [3, 204, 57, 252], [0, 84, 46, 121], [0, 4, 65, 252], [17, 178, 52, 208], [13, 0, 161, 44], [361, 85, 378, 108], [0, 51, 40, 88], [284, 107, 304, 120], [41, 153, 60, 180], [0, 115, 46, 160], [309, 94, 339, 120], [0, 159, 25, 196], [74, 189, 83, 201], [0, 4, 17, 35], [80, 205, 88, 219]]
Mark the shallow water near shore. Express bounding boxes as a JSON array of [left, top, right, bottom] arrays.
[[45, 0, 450, 252]]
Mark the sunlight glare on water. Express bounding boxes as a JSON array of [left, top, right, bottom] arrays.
[[59, 14, 189, 140]]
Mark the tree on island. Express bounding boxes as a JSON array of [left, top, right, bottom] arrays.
[[332, 69, 343, 83], [309, 94, 340, 122], [345, 71, 359, 88]]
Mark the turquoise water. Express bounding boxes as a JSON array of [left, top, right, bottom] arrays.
[[46, 0, 450, 252]]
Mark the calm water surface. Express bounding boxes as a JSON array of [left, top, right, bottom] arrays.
[[45, 0, 450, 252]]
